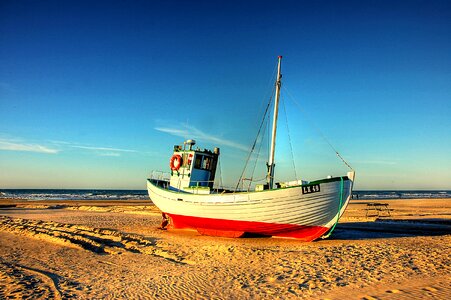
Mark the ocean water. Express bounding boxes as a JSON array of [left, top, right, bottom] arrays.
[[352, 190, 451, 200], [0, 189, 149, 201], [0, 189, 450, 201]]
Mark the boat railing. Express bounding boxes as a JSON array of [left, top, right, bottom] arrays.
[[173, 178, 236, 194], [148, 171, 237, 193], [149, 170, 171, 181]]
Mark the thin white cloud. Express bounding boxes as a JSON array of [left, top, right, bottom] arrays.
[[155, 124, 249, 152], [0, 137, 138, 156], [69, 145, 138, 153], [49, 140, 72, 145], [356, 160, 397, 165], [0, 139, 59, 154], [98, 152, 121, 157]]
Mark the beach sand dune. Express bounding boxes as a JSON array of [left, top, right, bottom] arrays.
[[0, 199, 450, 299]]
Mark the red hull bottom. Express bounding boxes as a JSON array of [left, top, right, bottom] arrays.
[[167, 213, 329, 242]]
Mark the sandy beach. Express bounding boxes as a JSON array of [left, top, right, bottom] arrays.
[[0, 198, 449, 299]]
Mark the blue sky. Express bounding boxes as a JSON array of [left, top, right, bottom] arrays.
[[1, 0, 450, 190]]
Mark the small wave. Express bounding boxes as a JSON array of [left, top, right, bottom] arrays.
[[0, 189, 149, 201], [354, 190, 451, 200]]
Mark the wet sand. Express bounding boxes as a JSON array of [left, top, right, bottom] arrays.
[[0, 198, 449, 299]]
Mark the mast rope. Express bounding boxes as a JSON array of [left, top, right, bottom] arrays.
[[281, 96, 298, 180], [246, 114, 270, 191], [235, 86, 275, 191], [234, 61, 280, 191], [283, 87, 354, 171], [250, 176, 268, 182]]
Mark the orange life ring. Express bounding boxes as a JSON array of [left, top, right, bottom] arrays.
[[169, 154, 183, 171]]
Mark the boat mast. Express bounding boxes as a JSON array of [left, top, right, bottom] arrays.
[[267, 56, 282, 189]]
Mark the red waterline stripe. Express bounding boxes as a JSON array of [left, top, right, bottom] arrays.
[[166, 213, 329, 241]]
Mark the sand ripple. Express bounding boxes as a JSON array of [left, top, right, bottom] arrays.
[[0, 258, 84, 299], [0, 200, 450, 299], [0, 216, 190, 264]]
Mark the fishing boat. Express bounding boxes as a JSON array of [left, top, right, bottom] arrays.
[[147, 56, 355, 241]]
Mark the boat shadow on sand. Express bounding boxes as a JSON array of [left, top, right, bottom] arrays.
[[329, 219, 451, 240]]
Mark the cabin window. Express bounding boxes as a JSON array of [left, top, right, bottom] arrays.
[[194, 155, 203, 169], [193, 154, 213, 170], [203, 157, 211, 170]]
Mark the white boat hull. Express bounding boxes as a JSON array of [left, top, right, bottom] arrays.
[[147, 172, 354, 241]]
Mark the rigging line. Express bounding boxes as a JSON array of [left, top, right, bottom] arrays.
[[253, 62, 279, 131], [251, 176, 267, 182], [283, 86, 354, 171], [247, 114, 269, 191], [281, 95, 298, 180], [235, 85, 276, 191], [267, 63, 279, 89]]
